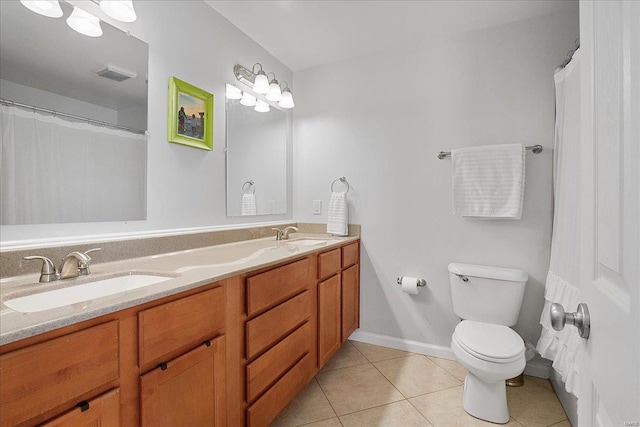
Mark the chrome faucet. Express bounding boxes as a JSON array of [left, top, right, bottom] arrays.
[[271, 226, 299, 241], [23, 248, 101, 282]]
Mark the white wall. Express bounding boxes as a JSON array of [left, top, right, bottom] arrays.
[[1, 1, 293, 244], [293, 9, 579, 349]]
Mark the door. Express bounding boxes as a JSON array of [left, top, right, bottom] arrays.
[[318, 274, 341, 367], [579, 1, 639, 425], [341, 264, 360, 342]]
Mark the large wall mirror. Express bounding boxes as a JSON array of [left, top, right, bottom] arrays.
[[0, 1, 148, 225], [226, 84, 287, 216]]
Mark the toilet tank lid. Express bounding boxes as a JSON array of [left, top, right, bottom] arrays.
[[448, 263, 528, 282]]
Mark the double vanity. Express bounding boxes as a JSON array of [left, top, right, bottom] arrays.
[[0, 232, 360, 426]]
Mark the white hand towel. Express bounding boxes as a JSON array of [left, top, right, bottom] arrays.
[[327, 192, 348, 236], [241, 193, 257, 216], [452, 144, 526, 219]]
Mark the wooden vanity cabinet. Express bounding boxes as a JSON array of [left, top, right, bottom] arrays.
[[41, 388, 120, 427]]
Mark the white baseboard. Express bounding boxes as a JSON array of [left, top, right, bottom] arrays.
[[349, 329, 456, 360], [349, 329, 553, 379]]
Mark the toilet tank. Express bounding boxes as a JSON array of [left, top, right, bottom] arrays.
[[448, 263, 528, 326]]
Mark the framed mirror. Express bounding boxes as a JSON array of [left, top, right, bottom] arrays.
[[0, 1, 149, 225], [225, 84, 287, 216]]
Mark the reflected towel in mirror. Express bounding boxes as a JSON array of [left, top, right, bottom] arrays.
[[241, 193, 257, 215]]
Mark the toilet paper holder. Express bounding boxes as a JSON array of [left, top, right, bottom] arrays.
[[396, 277, 427, 287]]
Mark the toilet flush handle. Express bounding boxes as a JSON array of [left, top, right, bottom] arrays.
[[550, 303, 590, 339]]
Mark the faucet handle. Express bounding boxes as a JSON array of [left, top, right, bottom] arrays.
[[23, 256, 59, 283], [271, 228, 283, 241], [78, 248, 101, 275]]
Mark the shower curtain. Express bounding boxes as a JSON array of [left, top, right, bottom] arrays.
[[536, 50, 582, 397], [0, 104, 147, 225]]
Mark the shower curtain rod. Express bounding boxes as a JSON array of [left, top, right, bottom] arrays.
[[0, 98, 146, 135]]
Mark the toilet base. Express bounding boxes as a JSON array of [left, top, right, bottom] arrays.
[[462, 372, 510, 424]]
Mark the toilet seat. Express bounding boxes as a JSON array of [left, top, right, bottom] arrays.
[[453, 320, 524, 363]]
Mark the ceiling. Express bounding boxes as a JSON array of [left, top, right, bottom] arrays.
[[207, 0, 577, 72]]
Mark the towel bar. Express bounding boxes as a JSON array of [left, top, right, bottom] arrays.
[[242, 180, 255, 194], [437, 144, 543, 160]]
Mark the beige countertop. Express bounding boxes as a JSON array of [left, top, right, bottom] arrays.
[[0, 233, 359, 346]]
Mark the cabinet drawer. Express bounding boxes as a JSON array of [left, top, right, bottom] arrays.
[[246, 322, 310, 402], [247, 258, 311, 317], [342, 242, 359, 268], [318, 248, 341, 280], [246, 353, 312, 427], [139, 286, 225, 367], [246, 291, 310, 360], [42, 388, 120, 427], [0, 321, 119, 427]]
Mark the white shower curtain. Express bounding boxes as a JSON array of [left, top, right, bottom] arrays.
[[536, 50, 582, 397], [0, 104, 147, 224]]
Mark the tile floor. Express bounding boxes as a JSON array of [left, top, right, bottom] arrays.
[[270, 341, 570, 427]]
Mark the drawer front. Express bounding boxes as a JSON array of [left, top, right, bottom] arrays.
[[42, 388, 120, 427], [246, 258, 311, 317], [0, 321, 119, 427], [139, 286, 225, 366], [246, 322, 310, 402], [246, 291, 310, 360], [318, 248, 341, 280], [342, 242, 359, 268], [246, 353, 312, 427]]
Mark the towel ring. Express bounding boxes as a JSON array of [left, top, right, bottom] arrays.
[[242, 180, 255, 194], [331, 176, 349, 194]]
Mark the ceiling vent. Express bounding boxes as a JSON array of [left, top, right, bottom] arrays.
[[95, 65, 137, 82]]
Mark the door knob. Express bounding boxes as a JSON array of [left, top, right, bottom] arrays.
[[550, 303, 590, 339]]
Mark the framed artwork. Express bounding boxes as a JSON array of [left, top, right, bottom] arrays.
[[168, 77, 214, 150]]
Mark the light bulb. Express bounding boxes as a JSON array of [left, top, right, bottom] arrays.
[[253, 71, 269, 94], [266, 80, 282, 102], [20, 0, 63, 18], [100, 0, 137, 23], [240, 92, 256, 107], [66, 7, 103, 37], [278, 89, 295, 109], [226, 85, 242, 100], [254, 99, 270, 113]]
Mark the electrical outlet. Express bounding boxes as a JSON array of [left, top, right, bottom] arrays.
[[313, 200, 322, 215]]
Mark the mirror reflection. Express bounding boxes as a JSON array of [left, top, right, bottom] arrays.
[[226, 84, 287, 216], [0, 1, 148, 225]]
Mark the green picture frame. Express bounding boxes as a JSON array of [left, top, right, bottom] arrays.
[[168, 77, 214, 150]]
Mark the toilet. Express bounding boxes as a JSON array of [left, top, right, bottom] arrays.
[[448, 263, 528, 424]]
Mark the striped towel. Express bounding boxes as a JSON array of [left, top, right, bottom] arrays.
[[327, 192, 348, 236], [241, 193, 257, 216], [451, 144, 525, 219]]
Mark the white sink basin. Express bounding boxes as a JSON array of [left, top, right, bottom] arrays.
[[285, 239, 330, 247], [4, 274, 173, 313]]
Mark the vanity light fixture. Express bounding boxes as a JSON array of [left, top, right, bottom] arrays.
[[66, 6, 103, 37], [240, 92, 257, 107], [278, 82, 295, 109], [254, 99, 270, 113], [265, 73, 282, 102], [250, 64, 270, 94], [19, 0, 63, 18], [226, 84, 242, 100], [99, 0, 137, 23]]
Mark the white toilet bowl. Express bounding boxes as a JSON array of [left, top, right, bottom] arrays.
[[451, 320, 526, 424]]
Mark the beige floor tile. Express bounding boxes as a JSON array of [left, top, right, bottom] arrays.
[[428, 356, 468, 382], [409, 386, 524, 427], [548, 420, 572, 427], [507, 380, 568, 427], [350, 341, 413, 362], [321, 341, 369, 372], [525, 375, 554, 392], [271, 379, 337, 426], [316, 363, 404, 416], [299, 418, 343, 427], [374, 355, 461, 398], [339, 400, 434, 427]]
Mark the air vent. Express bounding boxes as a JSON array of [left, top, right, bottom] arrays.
[[95, 65, 137, 82]]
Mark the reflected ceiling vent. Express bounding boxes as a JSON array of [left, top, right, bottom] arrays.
[[95, 65, 137, 82]]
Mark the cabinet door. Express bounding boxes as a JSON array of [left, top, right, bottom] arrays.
[[341, 264, 360, 342], [42, 389, 120, 427], [140, 335, 226, 427], [317, 274, 341, 367]]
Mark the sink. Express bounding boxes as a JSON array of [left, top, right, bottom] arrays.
[[4, 273, 173, 313], [285, 238, 330, 247]]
